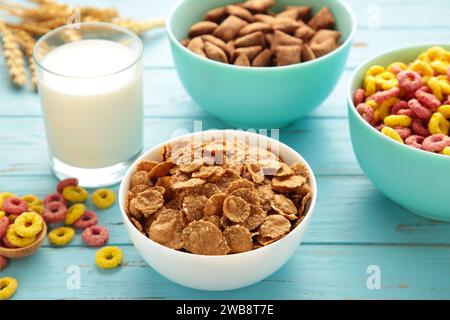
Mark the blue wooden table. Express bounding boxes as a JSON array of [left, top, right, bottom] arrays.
[[2, 0, 450, 300]]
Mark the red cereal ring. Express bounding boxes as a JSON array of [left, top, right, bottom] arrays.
[[2, 197, 28, 216], [43, 202, 67, 224], [415, 90, 441, 110], [2, 234, 16, 248], [0, 256, 8, 270], [73, 210, 98, 229], [394, 126, 412, 140], [43, 193, 67, 207], [422, 134, 450, 152], [81, 225, 109, 247], [391, 100, 409, 115], [353, 88, 365, 106], [418, 86, 431, 93], [57, 178, 79, 194], [356, 103, 375, 125], [408, 99, 432, 120], [397, 70, 422, 92], [0, 217, 9, 239], [405, 135, 425, 149], [411, 118, 430, 137], [372, 87, 400, 104], [397, 109, 415, 117]]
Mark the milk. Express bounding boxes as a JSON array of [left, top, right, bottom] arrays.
[[38, 39, 143, 169]]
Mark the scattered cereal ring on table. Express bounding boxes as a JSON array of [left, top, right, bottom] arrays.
[[48, 226, 75, 246], [95, 246, 123, 269], [92, 189, 116, 209], [0, 277, 18, 300], [0, 216, 9, 239], [63, 186, 88, 203], [2, 197, 28, 216], [43, 202, 67, 224], [0, 256, 8, 270], [65, 204, 85, 225], [0, 193, 16, 209], [73, 210, 98, 229], [57, 178, 79, 194], [43, 193, 67, 207], [82, 225, 109, 247], [6, 225, 36, 248], [13, 212, 43, 238]]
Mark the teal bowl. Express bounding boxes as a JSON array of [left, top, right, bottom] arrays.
[[348, 44, 450, 221], [167, 0, 356, 128]]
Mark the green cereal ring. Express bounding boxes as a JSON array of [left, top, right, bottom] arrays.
[[92, 189, 116, 209], [65, 204, 85, 225], [48, 226, 75, 246], [14, 212, 43, 238], [62, 186, 88, 203]]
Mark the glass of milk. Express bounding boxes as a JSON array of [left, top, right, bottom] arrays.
[[34, 23, 143, 187]]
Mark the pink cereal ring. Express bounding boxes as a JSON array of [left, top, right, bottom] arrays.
[[57, 178, 79, 194], [372, 87, 400, 104], [405, 135, 425, 149], [43, 202, 67, 224], [0, 256, 8, 270], [411, 118, 430, 137], [2, 197, 28, 216], [408, 99, 432, 120], [0, 217, 10, 239], [44, 193, 67, 207], [418, 86, 431, 93], [394, 126, 412, 140], [391, 100, 409, 115], [2, 234, 16, 248], [356, 103, 375, 125], [353, 88, 365, 106], [397, 109, 415, 117], [73, 210, 98, 229], [422, 134, 450, 152], [82, 225, 109, 247], [415, 90, 441, 110], [397, 70, 422, 92]]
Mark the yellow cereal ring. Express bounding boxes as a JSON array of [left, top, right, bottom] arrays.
[[0, 192, 17, 208], [418, 52, 431, 63], [0, 211, 5, 219], [387, 62, 407, 73], [428, 77, 444, 101], [384, 115, 412, 127], [21, 195, 42, 207], [375, 72, 398, 90], [6, 225, 36, 248], [378, 98, 400, 121], [29, 204, 44, 215], [430, 60, 449, 75], [65, 204, 85, 225], [366, 65, 385, 77], [62, 186, 88, 203], [0, 277, 18, 300], [427, 46, 447, 61], [381, 126, 404, 144], [366, 100, 378, 109], [14, 212, 43, 238], [438, 105, 450, 119], [364, 75, 377, 96], [410, 60, 434, 77], [381, 79, 399, 90], [96, 246, 123, 269], [429, 112, 450, 135], [92, 189, 116, 209], [48, 226, 75, 246], [8, 214, 16, 223], [442, 147, 450, 156]]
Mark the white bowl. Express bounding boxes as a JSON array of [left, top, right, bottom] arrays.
[[119, 130, 317, 291]]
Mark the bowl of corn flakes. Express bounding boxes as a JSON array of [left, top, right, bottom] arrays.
[[119, 130, 317, 290], [167, 0, 356, 128], [348, 45, 450, 221]]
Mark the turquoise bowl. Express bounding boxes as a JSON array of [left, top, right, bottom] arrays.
[[167, 0, 356, 128], [348, 44, 450, 221]]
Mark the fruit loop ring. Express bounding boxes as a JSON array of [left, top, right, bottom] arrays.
[[14, 212, 43, 238], [43, 202, 67, 224], [6, 226, 36, 248], [0, 277, 18, 300], [397, 70, 422, 92], [43, 193, 67, 207], [48, 227, 75, 246], [95, 246, 123, 269], [73, 210, 98, 229], [0, 256, 8, 270], [0, 192, 16, 208], [29, 204, 44, 215], [422, 134, 450, 152], [92, 189, 116, 209], [65, 204, 85, 225], [62, 186, 88, 203], [0, 216, 9, 239], [82, 225, 109, 247], [2, 197, 28, 216], [57, 178, 79, 194], [21, 195, 42, 207]]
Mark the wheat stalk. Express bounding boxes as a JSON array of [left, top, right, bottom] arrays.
[[0, 21, 27, 87]]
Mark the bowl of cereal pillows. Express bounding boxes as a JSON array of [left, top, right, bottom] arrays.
[[119, 130, 317, 290], [167, 0, 356, 128], [348, 45, 450, 221]]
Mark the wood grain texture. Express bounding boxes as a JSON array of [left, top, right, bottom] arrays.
[[1, 0, 450, 299]]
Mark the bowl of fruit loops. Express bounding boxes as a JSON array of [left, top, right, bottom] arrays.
[[119, 130, 316, 290]]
